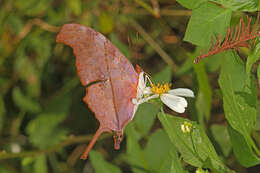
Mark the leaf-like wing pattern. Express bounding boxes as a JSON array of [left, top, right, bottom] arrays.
[[56, 24, 138, 159]]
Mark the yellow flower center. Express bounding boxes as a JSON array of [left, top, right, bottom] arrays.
[[181, 121, 193, 133], [151, 83, 171, 95]]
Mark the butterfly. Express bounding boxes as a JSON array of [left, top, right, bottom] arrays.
[[56, 24, 145, 159]]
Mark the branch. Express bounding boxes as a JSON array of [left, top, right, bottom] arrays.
[[0, 133, 111, 160], [134, 0, 159, 18], [160, 9, 192, 16], [130, 19, 178, 73], [150, 0, 160, 18], [14, 18, 61, 44]]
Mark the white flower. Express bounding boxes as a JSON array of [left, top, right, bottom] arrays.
[[132, 72, 194, 114]]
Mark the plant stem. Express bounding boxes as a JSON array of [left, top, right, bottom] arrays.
[[123, 9, 191, 16], [160, 9, 192, 16], [15, 18, 60, 44], [130, 19, 178, 73], [252, 130, 260, 149], [134, 0, 158, 17], [248, 133, 260, 157], [0, 133, 111, 160]]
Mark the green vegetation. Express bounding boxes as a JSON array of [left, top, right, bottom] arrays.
[[0, 0, 260, 172]]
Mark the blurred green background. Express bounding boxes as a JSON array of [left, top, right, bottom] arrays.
[[0, 0, 260, 173]]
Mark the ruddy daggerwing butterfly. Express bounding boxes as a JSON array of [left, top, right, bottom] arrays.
[[56, 24, 143, 160]]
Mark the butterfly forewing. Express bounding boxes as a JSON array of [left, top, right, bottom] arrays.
[[56, 24, 138, 159]]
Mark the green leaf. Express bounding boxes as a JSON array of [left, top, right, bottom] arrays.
[[34, 155, 47, 173], [26, 92, 70, 148], [210, 125, 231, 157], [193, 60, 212, 122], [98, 12, 114, 34], [126, 123, 148, 173], [159, 153, 174, 173], [170, 145, 188, 173], [158, 113, 234, 173], [159, 113, 203, 167], [0, 165, 12, 173], [29, 33, 52, 69], [15, 0, 50, 16], [204, 53, 224, 72], [6, 14, 23, 35], [22, 157, 34, 166], [43, 92, 72, 115], [66, 0, 82, 16], [144, 129, 172, 172], [152, 66, 172, 84], [218, 51, 259, 155], [26, 113, 67, 148], [79, 12, 93, 26], [227, 125, 260, 167], [175, 57, 193, 77], [126, 126, 174, 172], [184, 2, 232, 46], [12, 87, 41, 113], [257, 62, 260, 86], [15, 35, 51, 97], [133, 103, 159, 137], [210, 0, 258, 12], [255, 101, 260, 131], [176, 0, 207, 9], [89, 151, 122, 173], [246, 42, 260, 83]]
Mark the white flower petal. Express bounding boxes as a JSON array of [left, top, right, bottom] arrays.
[[136, 72, 146, 99], [138, 72, 145, 89], [131, 103, 139, 120], [160, 94, 188, 113], [138, 72, 145, 87], [168, 88, 194, 97], [138, 94, 159, 105], [143, 87, 152, 94], [131, 94, 159, 120]]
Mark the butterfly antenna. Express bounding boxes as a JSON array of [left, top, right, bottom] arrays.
[[144, 72, 153, 86]]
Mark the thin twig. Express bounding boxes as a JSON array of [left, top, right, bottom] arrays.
[[15, 18, 60, 44], [150, 0, 160, 18], [123, 8, 191, 16], [130, 19, 178, 73], [134, 0, 159, 18], [160, 9, 192, 16], [0, 133, 111, 160]]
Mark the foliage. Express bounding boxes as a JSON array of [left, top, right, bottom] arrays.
[[0, 0, 260, 173], [195, 14, 260, 63]]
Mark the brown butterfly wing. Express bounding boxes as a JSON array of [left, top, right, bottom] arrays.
[[56, 24, 138, 159]]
